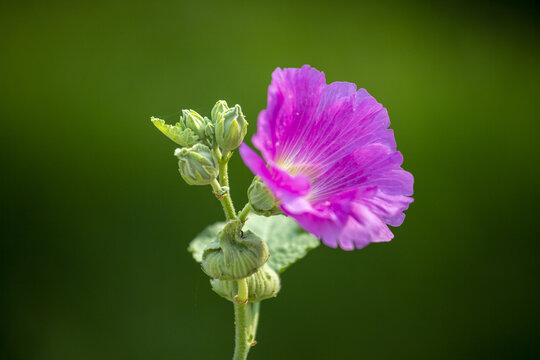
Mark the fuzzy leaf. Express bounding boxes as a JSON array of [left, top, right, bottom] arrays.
[[151, 116, 199, 147], [243, 214, 320, 273], [188, 221, 225, 263]]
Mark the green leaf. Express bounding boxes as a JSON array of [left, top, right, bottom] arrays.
[[151, 116, 199, 147], [188, 221, 224, 263], [243, 214, 320, 273]]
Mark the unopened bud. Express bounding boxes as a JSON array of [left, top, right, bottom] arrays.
[[182, 110, 208, 139], [211, 100, 229, 122], [248, 177, 281, 216], [202, 220, 269, 280], [215, 105, 248, 153], [204, 122, 215, 139], [174, 143, 219, 185], [211, 263, 280, 303]]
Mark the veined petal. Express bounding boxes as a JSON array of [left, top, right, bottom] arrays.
[[253, 65, 326, 162], [239, 143, 310, 200]]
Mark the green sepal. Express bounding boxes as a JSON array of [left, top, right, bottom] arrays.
[[201, 220, 270, 280], [182, 109, 207, 139], [189, 214, 319, 274], [247, 177, 281, 216], [175, 143, 219, 186], [211, 100, 229, 122], [210, 263, 280, 303], [215, 104, 248, 153], [151, 116, 199, 147]]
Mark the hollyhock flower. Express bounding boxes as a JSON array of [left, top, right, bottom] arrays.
[[239, 65, 414, 250]]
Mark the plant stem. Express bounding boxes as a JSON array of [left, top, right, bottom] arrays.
[[232, 278, 251, 360], [219, 152, 230, 188], [211, 156, 254, 360], [233, 301, 250, 360], [236, 278, 248, 304], [248, 302, 260, 344], [210, 179, 236, 220], [238, 203, 251, 223]]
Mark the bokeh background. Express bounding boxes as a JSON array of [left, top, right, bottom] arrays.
[[2, 0, 539, 359]]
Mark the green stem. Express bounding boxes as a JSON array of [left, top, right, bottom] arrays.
[[210, 179, 236, 220], [236, 278, 248, 304], [233, 279, 250, 359], [248, 302, 260, 344], [211, 154, 253, 360], [233, 302, 250, 360], [238, 203, 251, 223], [219, 152, 230, 188]]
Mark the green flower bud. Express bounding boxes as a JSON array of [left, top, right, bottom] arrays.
[[174, 143, 219, 186], [204, 121, 215, 139], [211, 263, 280, 303], [202, 220, 269, 280], [215, 105, 248, 153], [182, 109, 207, 139], [248, 177, 281, 216], [211, 100, 229, 122]]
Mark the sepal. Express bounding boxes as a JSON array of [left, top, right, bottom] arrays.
[[201, 220, 269, 280], [211, 263, 280, 302], [151, 117, 199, 147], [247, 177, 281, 216], [182, 109, 208, 139], [215, 104, 248, 153], [175, 143, 219, 185], [211, 100, 229, 122]]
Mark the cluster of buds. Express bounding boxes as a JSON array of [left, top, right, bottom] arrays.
[[151, 100, 248, 186], [152, 102, 280, 303], [211, 263, 280, 303]]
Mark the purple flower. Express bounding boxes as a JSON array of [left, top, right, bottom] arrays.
[[240, 65, 414, 250]]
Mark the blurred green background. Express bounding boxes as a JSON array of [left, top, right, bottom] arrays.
[[2, 0, 539, 359]]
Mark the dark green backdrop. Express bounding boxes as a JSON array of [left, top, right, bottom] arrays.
[[2, 0, 539, 359]]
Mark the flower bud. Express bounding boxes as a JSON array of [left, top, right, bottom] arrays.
[[204, 122, 215, 139], [202, 220, 269, 280], [182, 109, 207, 139], [211, 100, 229, 122], [215, 105, 248, 153], [174, 143, 219, 186], [211, 263, 280, 303], [248, 177, 281, 216]]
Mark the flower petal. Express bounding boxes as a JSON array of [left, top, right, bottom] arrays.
[[253, 65, 327, 162], [309, 143, 406, 202], [243, 66, 414, 251], [239, 143, 311, 200]]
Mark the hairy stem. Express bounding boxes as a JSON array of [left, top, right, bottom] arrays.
[[238, 203, 251, 223], [219, 152, 230, 188], [210, 179, 236, 220], [233, 301, 250, 360], [236, 278, 248, 304], [233, 279, 250, 359], [248, 302, 260, 345]]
